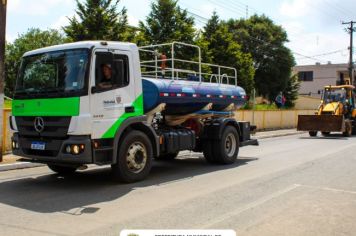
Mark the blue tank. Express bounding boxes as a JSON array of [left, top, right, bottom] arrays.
[[142, 78, 247, 115]]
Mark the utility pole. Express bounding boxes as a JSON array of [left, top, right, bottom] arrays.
[[0, 0, 6, 162], [342, 21, 356, 84]]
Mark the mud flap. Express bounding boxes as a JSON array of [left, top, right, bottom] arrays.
[[297, 115, 345, 132]]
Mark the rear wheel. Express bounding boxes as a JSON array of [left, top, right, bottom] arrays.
[[309, 131, 318, 137], [212, 126, 239, 164], [203, 140, 216, 163], [111, 130, 152, 183], [47, 164, 77, 175]]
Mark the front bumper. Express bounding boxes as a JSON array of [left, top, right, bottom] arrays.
[[12, 133, 93, 165]]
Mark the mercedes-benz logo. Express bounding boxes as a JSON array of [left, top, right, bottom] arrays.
[[34, 117, 45, 133]]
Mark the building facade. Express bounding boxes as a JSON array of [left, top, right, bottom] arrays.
[[293, 63, 351, 97]]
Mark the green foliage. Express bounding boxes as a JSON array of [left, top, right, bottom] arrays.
[[138, 0, 195, 45], [199, 12, 255, 94], [5, 28, 67, 97], [64, 0, 131, 41], [226, 15, 295, 101], [284, 74, 300, 108]]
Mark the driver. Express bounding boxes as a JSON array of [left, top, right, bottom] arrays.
[[98, 64, 113, 89]]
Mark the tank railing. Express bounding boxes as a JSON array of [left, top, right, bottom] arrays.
[[139, 42, 237, 86], [220, 74, 230, 85]]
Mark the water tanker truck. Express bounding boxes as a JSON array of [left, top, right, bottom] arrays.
[[10, 41, 258, 182]]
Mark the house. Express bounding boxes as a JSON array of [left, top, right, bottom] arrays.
[[293, 63, 352, 97]]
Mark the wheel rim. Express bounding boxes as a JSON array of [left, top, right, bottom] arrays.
[[126, 141, 147, 173], [225, 133, 237, 157]]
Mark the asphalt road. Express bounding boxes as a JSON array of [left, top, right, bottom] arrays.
[[1, 133, 356, 236]]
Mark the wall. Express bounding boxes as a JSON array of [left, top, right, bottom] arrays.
[[235, 109, 315, 130], [294, 96, 321, 110]]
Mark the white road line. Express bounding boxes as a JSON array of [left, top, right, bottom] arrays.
[[201, 184, 300, 228], [296, 184, 356, 195]]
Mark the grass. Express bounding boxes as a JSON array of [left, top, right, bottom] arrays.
[[242, 103, 291, 110]]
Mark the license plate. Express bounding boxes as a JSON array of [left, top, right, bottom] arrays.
[[31, 142, 46, 150]]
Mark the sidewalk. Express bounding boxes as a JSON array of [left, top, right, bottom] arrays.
[[0, 129, 303, 171], [253, 128, 306, 139]]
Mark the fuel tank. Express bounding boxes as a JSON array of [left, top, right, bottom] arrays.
[[142, 78, 247, 115]]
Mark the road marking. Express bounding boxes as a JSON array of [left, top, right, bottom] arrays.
[[296, 184, 356, 195], [201, 184, 300, 228]]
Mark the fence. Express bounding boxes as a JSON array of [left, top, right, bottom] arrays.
[[3, 108, 12, 153], [235, 109, 315, 130]]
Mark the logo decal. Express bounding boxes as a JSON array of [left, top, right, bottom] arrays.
[[34, 117, 45, 133]]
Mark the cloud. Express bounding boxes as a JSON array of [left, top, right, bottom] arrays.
[[287, 31, 349, 65], [8, 0, 73, 16], [279, 0, 311, 18], [128, 14, 139, 27], [51, 15, 71, 30]]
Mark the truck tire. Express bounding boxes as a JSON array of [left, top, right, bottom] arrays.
[[212, 126, 239, 164], [203, 140, 216, 163], [155, 152, 179, 160], [112, 130, 153, 183], [47, 164, 77, 175], [309, 131, 317, 137]]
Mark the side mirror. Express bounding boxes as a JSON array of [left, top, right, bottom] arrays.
[[91, 86, 98, 94]]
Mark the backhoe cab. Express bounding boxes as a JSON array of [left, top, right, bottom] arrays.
[[298, 83, 356, 137]]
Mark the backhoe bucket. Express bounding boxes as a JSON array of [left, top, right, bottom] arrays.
[[297, 115, 345, 132]]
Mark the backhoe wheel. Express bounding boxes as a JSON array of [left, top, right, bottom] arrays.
[[111, 130, 152, 183], [47, 164, 77, 175], [321, 132, 330, 136], [309, 131, 318, 137], [155, 152, 179, 160], [212, 126, 239, 164], [343, 122, 352, 137]]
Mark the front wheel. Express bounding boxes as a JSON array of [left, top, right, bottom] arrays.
[[343, 121, 352, 137], [47, 164, 77, 175], [111, 130, 153, 183]]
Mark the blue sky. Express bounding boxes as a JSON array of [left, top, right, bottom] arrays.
[[6, 0, 356, 65]]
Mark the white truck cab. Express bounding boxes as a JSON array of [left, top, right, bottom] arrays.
[[11, 41, 258, 182]]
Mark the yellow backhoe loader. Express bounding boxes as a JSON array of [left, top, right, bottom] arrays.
[[297, 82, 356, 137]]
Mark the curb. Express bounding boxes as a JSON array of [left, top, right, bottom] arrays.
[[0, 162, 44, 172], [253, 131, 306, 139]]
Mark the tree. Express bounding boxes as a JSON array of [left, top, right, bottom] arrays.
[[199, 13, 255, 94], [64, 0, 131, 41], [284, 74, 300, 108], [226, 15, 295, 101], [5, 28, 67, 97], [138, 0, 195, 45]]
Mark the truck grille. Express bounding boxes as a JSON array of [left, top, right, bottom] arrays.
[[15, 116, 71, 139]]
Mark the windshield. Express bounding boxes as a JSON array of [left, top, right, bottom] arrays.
[[323, 88, 347, 103], [15, 49, 90, 98]]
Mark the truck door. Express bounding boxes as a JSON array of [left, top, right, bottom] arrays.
[[90, 50, 136, 139]]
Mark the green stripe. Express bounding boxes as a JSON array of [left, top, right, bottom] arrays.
[[101, 95, 144, 139], [12, 97, 80, 116]]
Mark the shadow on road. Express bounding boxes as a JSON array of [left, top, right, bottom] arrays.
[[0, 155, 257, 214], [299, 133, 352, 140]]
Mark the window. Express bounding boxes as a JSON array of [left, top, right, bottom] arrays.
[[95, 52, 130, 92], [15, 49, 89, 99], [298, 71, 313, 81]]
